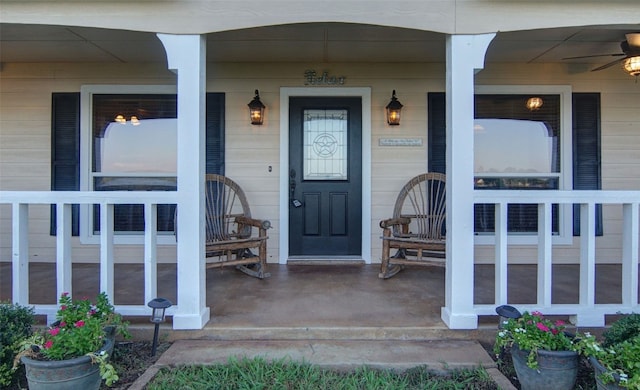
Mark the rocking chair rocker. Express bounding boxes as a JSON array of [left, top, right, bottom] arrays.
[[176, 174, 271, 279], [379, 173, 446, 279]]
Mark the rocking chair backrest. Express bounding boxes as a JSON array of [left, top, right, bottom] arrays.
[[205, 174, 252, 243], [392, 173, 446, 240]]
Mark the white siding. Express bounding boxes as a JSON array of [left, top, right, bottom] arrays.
[[1, 61, 639, 265]]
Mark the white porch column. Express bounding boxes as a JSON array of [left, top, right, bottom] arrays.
[[158, 34, 209, 329], [441, 33, 495, 329]]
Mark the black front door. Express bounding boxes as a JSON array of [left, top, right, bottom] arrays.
[[289, 97, 362, 256]]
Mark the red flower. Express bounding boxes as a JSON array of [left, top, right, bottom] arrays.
[[74, 320, 85, 328], [44, 340, 53, 349], [555, 320, 565, 326], [61, 292, 69, 297], [60, 305, 67, 311], [49, 327, 60, 336], [536, 322, 550, 332], [551, 328, 559, 335], [59, 321, 66, 327], [531, 311, 543, 317]]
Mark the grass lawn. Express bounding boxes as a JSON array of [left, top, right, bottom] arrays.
[[145, 356, 498, 389]]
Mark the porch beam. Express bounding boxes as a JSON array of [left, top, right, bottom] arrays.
[[158, 33, 209, 330], [441, 33, 495, 329]]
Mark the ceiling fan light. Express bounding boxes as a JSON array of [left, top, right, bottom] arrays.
[[622, 56, 640, 77], [526, 97, 543, 111]]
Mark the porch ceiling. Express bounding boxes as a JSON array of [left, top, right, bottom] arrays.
[[1, 23, 639, 68]]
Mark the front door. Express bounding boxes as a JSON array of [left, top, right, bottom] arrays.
[[289, 97, 362, 256]]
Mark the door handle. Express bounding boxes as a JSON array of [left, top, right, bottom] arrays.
[[289, 169, 296, 199], [289, 169, 302, 208]]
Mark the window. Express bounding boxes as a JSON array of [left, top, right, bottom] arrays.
[[58, 85, 226, 244], [428, 86, 578, 244], [90, 93, 178, 235], [473, 93, 563, 237]]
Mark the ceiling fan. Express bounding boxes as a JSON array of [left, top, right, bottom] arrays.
[[563, 32, 640, 74]]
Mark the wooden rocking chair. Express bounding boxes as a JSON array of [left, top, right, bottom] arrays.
[[176, 174, 271, 279], [379, 173, 446, 279]]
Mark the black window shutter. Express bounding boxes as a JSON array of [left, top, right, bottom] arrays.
[[50, 93, 80, 236], [427, 92, 446, 174], [572, 93, 603, 236], [206, 93, 225, 175]]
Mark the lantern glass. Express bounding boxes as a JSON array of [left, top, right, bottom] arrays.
[[385, 90, 403, 126], [248, 90, 266, 125], [387, 108, 401, 125], [151, 307, 165, 323]]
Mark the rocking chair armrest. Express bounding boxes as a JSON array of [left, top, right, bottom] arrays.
[[379, 216, 411, 229], [235, 216, 272, 231]]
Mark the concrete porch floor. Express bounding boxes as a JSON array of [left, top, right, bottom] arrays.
[[0, 262, 631, 339]]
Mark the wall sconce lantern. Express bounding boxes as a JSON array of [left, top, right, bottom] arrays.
[[385, 90, 403, 126], [248, 89, 266, 125], [526, 97, 543, 111], [623, 56, 640, 79], [147, 297, 172, 356]]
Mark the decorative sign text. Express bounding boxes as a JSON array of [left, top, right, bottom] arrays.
[[379, 138, 423, 147], [304, 70, 346, 86]]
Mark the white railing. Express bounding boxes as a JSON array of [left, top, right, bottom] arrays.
[[1, 191, 179, 323], [473, 190, 640, 327], [2, 189, 639, 328]]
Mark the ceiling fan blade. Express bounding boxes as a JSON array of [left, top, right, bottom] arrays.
[[562, 53, 624, 60], [591, 57, 627, 72]]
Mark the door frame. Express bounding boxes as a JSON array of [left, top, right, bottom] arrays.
[[279, 87, 371, 264]]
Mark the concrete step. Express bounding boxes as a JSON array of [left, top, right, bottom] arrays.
[[154, 339, 495, 372], [128, 324, 500, 344]]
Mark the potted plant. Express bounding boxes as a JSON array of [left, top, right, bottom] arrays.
[[585, 335, 640, 389], [494, 310, 595, 390], [13, 292, 129, 389], [581, 314, 640, 389]]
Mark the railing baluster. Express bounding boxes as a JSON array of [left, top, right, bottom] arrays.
[[56, 203, 73, 300], [537, 202, 552, 307], [622, 203, 639, 307], [579, 203, 596, 305], [494, 202, 508, 304], [12, 203, 29, 305], [144, 203, 158, 304], [575, 202, 602, 326], [100, 203, 115, 302]]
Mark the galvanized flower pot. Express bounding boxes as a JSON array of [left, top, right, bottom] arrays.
[[20, 336, 114, 390], [511, 344, 579, 390], [589, 356, 625, 390]]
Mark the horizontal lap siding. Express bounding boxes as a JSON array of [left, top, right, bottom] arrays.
[[1, 62, 639, 264]]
